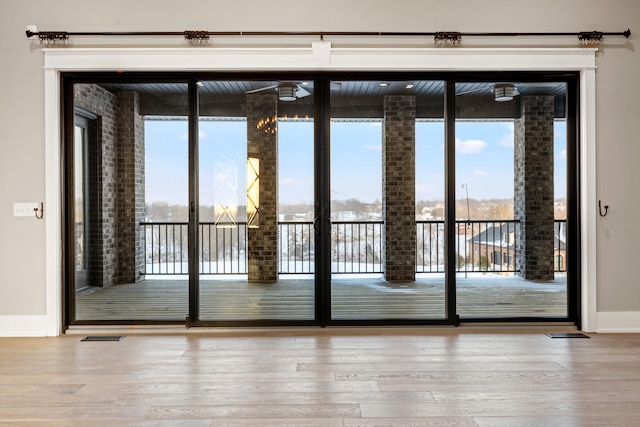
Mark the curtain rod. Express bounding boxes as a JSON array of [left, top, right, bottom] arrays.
[[25, 28, 631, 45]]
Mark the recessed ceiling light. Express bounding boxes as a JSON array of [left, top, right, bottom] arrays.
[[379, 82, 389, 87], [406, 84, 414, 89], [493, 83, 519, 102], [196, 81, 204, 87]]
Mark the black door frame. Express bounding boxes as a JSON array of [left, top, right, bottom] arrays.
[[61, 71, 580, 329]]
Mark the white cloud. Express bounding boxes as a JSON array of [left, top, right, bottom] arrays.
[[498, 134, 514, 147], [363, 144, 382, 152], [455, 138, 487, 154], [474, 169, 488, 176], [281, 178, 295, 185], [499, 123, 515, 147], [558, 149, 567, 159]]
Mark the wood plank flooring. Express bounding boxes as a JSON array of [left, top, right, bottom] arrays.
[[1, 330, 640, 425], [75, 275, 567, 322]]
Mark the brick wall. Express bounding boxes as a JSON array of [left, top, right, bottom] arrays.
[[74, 85, 145, 287], [383, 95, 416, 282], [246, 94, 279, 283], [115, 92, 145, 283], [74, 84, 117, 288], [514, 96, 555, 281]]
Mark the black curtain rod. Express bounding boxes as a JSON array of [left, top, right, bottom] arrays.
[[25, 29, 631, 39]]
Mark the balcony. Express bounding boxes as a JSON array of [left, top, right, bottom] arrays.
[[73, 219, 567, 322], [140, 219, 567, 277]]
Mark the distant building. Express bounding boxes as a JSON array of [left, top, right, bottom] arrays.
[[468, 222, 566, 272]]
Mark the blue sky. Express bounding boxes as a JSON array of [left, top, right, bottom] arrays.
[[145, 119, 566, 206]]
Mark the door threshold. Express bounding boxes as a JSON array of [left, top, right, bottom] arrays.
[[65, 322, 578, 336]]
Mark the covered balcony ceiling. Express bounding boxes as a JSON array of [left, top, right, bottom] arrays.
[[96, 80, 568, 119]]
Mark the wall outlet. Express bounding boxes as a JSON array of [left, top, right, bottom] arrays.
[[14, 203, 39, 217]]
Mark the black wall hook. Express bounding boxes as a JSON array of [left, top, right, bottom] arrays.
[[598, 200, 609, 217], [34, 202, 44, 220]]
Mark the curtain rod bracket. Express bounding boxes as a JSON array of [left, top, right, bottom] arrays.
[[35, 31, 70, 46], [184, 30, 210, 45], [579, 31, 604, 46], [435, 32, 462, 46]]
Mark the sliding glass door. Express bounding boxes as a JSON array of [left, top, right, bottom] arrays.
[[69, 80, 189, 322], [64, 72, 577, 327], [454, 80, 570, 320], [196, 79, 316, 323], [66, 76, 319, 325], [328, 79, 448, 322]]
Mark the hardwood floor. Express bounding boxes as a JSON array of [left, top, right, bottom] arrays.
[[1, 329, 640, 425]]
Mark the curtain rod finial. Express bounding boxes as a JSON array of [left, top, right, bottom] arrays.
[[26, 25, 37, 39]]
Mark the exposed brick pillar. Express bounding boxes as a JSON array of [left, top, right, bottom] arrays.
[[74, 84, 117, 288], [383, 95, 416, 282], [246, 94, 278, 283], [116, 92, 145, 283], [514, 96, 555, 281]]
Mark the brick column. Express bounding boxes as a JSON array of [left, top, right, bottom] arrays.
[[246, 94, 278, 283], [116, 92, 145, 283], [383, 95, 416, 282], [514, 96, 555, 281], [74, 84, 117, 288]]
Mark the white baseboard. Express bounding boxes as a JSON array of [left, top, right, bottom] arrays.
[[596, 311, 640, 333], [4, 313, 637, 336], [0, 315, 48, 337]]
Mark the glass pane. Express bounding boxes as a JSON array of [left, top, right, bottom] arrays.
[[73, 82, 189, 321], [330, 80, 446, 320], [454, 81, 568, 319], [197, 80, 315, 322], [73, 125, 85, 273], [278, 119, 314, 275]]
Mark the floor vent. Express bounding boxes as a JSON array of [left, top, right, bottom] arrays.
[[546, 333, 590, 339], [81, 336, 125, 342]]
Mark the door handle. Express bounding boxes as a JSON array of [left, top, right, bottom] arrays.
[[313, 217, 331, 236]]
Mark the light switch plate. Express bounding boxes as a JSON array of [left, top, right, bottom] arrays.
[[14, 203, 39, 217]]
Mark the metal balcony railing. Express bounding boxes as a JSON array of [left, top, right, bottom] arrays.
[[332, 221, 384, 274], [279, 221, 314, 274], [140, 219, 567, 276], [142, 222, 189, 275]]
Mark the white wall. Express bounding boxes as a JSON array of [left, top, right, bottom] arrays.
[[1, 0, 639, 334]]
